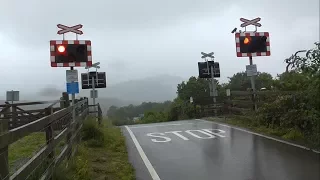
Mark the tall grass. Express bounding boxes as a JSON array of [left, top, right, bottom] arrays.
[[53, 118, 135, 180]]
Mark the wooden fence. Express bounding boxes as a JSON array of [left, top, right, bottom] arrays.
[[0, 101, 62, 130], [201, 90, 298, 117], [0, 94, 103, 180]]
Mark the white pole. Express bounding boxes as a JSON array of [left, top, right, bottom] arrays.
[[70, 67, 76, 122], [91, 76, 96, 118], [210, 65, 217, 116]]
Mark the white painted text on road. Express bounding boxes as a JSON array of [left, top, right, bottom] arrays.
[[146, 129, 226, 143]]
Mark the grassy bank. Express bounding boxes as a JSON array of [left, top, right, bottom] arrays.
[[53, 118, 135, 180], [8, 132, 46, 173], [206, 115, 319, 151]]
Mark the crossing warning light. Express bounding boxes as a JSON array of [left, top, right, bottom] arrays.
[[50, 40, 92, 67], [54, 44, 88, 63], [243, 37, 251, 44], [57, 45, 66, 53], [239, 35, 267, 53]]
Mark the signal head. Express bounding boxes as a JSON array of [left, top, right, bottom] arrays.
[[57, 45, 66, 53], [239, 35, 268, 54], [243, 37, 251, 44], [54, 44, 88, 63]]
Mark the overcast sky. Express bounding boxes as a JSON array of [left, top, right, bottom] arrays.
[[0, 0, 319, 97]]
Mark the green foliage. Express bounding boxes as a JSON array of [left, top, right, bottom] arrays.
[[53, 145, 90, 180], [81, 118, 105, 147], [53, 119, 135, 180], [255, 42, 320, 148], [177, 76, 212, 103], [8, 132, 46, 173], [140, 111, 168, 123], [226, 71, 274, 91], [108, 101, 172, 125]]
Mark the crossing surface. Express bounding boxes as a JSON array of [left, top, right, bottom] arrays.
[[122, 119, 320, 180]]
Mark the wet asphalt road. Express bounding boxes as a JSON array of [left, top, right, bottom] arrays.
[[122, 119, 320, 180]]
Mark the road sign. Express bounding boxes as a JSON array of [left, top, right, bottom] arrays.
[[6, 91, 19, 102], [90, 90, 98, 98], [189, 97, 193, 103], [226, 89, 231, 97], [66, 82, 79, 94], [66, 70, 78, 83], [81, 72, 107, 89], [50, 40, 92, 67], [198, 61, 220, 78], [235, 32, 270, 57], [198, 62, 211, 78], [212, 62, 220, 78], [57, 24, 83, 35], [240, 17, 262, 27], [201, 52, 214, 59], [246, 64, 258, 76]]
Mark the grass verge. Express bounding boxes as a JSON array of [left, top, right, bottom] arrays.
[[8, 132, 46, 173], [53, 118, 135, 180], [206, 115, 319, 151]]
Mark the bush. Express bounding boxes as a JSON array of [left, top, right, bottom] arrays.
[[81, 118, 105, 147], [256, 94, 320, 148], [53, 145, 90, 180]]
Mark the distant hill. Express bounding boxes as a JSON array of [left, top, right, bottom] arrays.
[[87, 97, 139, 115], [1, 75, 184, 114], [97, 74, 183, 103]]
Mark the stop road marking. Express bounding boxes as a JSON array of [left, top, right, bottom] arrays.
[[146, 129, 226, 143]]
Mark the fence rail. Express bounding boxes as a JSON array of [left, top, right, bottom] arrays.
[[0, 100, 64, 130], [200, 90, 298, 117], [0, 92, 103, 180]]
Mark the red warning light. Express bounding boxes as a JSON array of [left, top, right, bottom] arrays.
[[57, 45, 66, 53], [244, 37, 251, 44]]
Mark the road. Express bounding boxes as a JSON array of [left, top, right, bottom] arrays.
[[122, 119, 320, 180]]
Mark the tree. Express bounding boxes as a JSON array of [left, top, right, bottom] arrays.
[[257, 41, 320, 148], [107, 101, 173, 125], [226, 71, 274, 91], [273, 72, 310, 91], [288, 42, 320, 109], [176, 76, 220, 105]]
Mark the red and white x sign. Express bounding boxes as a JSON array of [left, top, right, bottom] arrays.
[[240, 17, 262, 28], [57, 24, 83, 35]]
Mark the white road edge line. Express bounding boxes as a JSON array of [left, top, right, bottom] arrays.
[[129, 123, 193, 129], [197, 119, 320, 154], [125, 126, 161, 180]]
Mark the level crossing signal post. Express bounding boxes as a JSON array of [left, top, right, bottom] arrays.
[[82, 63, 107, 119], [198, 52, 221, 116], [50, 23, 92, 122], [233, 17, 271, 111]]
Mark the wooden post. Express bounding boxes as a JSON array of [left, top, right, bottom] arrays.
[[11, 105, 17, 130], [44, 107, 54, 179], [66, 124, 73, 160], [79, 98, 84, 113], [60, 96, 65, 109], [66, 98, 73, 160], [0, 105, 9, 180], [74, 99, 78, 117], [62, 92, 70, 108], [97, 104, 102, 125], [84, 97, 89, 115]]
